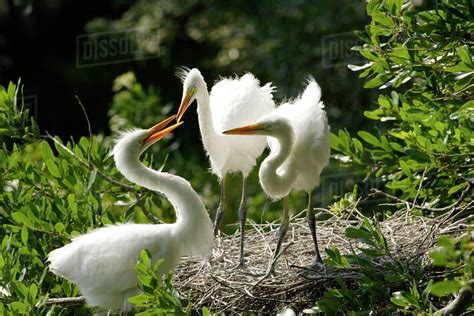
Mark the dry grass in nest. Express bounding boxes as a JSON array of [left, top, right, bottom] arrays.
[[173, 208, 470, 314]]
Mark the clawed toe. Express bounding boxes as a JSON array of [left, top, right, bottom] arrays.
[[232, 260, 247, 270], [310, 260, 325, 270]]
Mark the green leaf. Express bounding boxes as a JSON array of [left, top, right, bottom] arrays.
[[358, 131, 382, 148], [10, 301, 28, 313], [55, 222, 65, 233], [85, 168, 97, 193], [330, 133, 341, 151], [345, 227, 372, 240], [390, 292, 408, 307], [364, 74, 389, 88], [353, 138, 364, 155], [12, 212, 33, 227], [437, 236, 456, 249], [7, 82, 16, 100], [45, 160, 61, 178], [445, 62, 473, 72], [40, 141, 55, 162], [447, 182, 468, 195], [128, 293, 149, 305], [457, 46, 472, 66], [431, 280, 462, 297], [29, 284, 38, 300], [21, 225, 28, 246], [364, 109, 383, 120], [67, 194, 77, 213], [399, 160, 412, 177]]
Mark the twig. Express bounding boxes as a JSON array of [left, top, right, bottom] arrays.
[[44, 132, 162, 224], [435, 281, 473, 316], [411, 166, 428, 212], [47, 296, 86, 306], [74, 95, 92, 164], [253, 241, 295, 287], [370, 183, 472, 212], [174, 212, 471, 313], [211, 275, 301, 305]]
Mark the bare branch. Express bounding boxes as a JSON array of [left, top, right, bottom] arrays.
[[436, 283, 473, 316], [370, 182, 472, 212], [74, 95, 93, 165], [47, 296, 86, 306]]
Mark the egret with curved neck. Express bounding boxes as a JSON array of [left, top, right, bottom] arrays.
[[176, 67, 275, 267], [48, 115, 214, 311], [224, 78, 330, 273]]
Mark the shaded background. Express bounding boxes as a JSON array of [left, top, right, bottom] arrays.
[[0, 0, 377, 229]]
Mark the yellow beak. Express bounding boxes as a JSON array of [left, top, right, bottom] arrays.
[[176, 90, 195, 123], [223, 124, 267, 135], [142, 114, 183, 146]]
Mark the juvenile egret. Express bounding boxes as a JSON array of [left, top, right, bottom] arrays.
[[224, 78, 330, 272], [176, 67, 275, 267], [48, 115, 214, 311]]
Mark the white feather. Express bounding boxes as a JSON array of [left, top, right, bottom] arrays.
[[48, 128, 213, 312], [180, 68, 276, 178]]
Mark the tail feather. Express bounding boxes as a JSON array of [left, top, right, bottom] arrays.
[[47, 244, 81, 281], [301, 76, 322, 105]]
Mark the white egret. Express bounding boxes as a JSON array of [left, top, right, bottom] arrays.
[[48, 115, 214, 311], [176, 67, 275, 267], [224, 78, 330, 272]]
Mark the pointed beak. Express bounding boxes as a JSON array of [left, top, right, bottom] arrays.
[[223, 123, 267, 135], [141, 115, 183, 149], [176, 90, 195, 123]]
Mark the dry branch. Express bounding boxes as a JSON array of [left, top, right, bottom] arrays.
[[370, 182, 472, 212], [436, 286, 473, 316], [46, 296, 86, 306]]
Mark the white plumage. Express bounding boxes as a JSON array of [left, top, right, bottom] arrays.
[[224, 78, 330, 271], [48, 117, 213, 311], [177, 68, 275, 178], [176, 67, 275, 266], [265, 79, 330, 197]]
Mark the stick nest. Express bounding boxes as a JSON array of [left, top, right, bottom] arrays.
[[173, 209, 470, 314]]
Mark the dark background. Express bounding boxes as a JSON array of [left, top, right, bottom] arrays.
[[0, 0, 374, 142], [0, 0, 381, 232]]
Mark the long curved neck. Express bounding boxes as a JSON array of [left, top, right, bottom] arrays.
[[114, 152, 213, 256], [194, 82, 218, 141], [259, 131, 297, 199]]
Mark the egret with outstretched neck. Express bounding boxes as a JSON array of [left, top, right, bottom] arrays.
[[176, 67, 275, 267], [224, 78, 330, 273], [48, 115, 214, 311]]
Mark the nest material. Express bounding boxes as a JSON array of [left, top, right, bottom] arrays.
[[173, 210, 470, 314]]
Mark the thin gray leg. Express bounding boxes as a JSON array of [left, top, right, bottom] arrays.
[[269, 195, 290, 274], [236, 176, 248, 268], [306, 190, 323, 263], [213, 175, 227, 236]]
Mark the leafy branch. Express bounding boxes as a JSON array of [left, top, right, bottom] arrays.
[[369, 182, 473, 213], [42, 95, 163, 224], [42, 132, 161, 224]]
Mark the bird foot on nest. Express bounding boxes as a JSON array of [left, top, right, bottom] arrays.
[[197, 258, 212, 272], [309, 259, 325, 270], [232, 260, 247, 271], [292, 260, 327, 277], [252, 266, 277, 287]]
